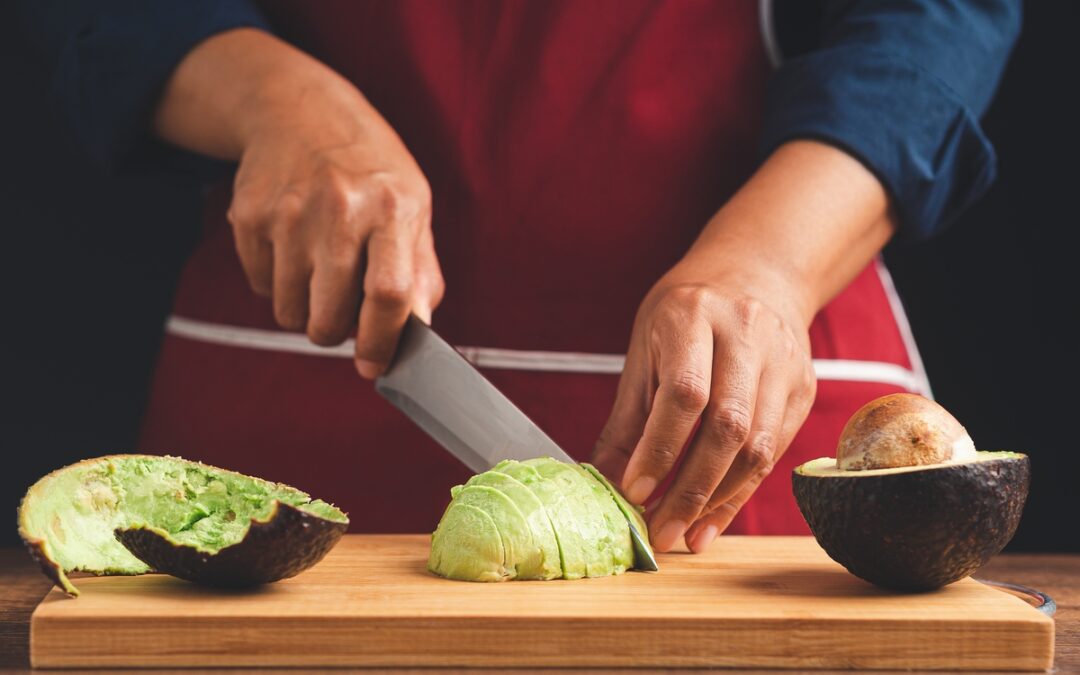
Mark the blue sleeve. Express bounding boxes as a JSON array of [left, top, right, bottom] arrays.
[[16, 0, 269, 174], [759, 0, 1022, 239]]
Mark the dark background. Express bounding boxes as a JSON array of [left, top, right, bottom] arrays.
[[2, 3, 1076, 551]]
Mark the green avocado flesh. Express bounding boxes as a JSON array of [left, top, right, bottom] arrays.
[[428, 458, 648, 582], [18, 455, 348, 595], [792, 451, 1029, 590]]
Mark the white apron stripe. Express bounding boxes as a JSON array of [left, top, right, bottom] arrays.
[[874, 259, 934, 398], [166, 315, 924, 390], [758, 0, 782, 68]]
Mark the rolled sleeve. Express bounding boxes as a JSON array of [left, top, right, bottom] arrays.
[[760, 0, 1022, 239], [18, 0, 269, 173]]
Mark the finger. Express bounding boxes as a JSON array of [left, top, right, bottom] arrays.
[[271, 238, 312, 332], [684, 370, 815, 554], [355, 230, 415, 378], [705, 362, 787, 509], [227, 196, 273, 298], [620, 320, 713, 507], [648, 337, 759, 553], [591, 341, 651, 487], [410, 226, 444, 324], [683, 468, 766, 553], [307, 242, 363, 346]]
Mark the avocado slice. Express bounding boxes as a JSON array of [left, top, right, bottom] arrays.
[[792, 451, 1029, 590], [18, 455, 348, 596], [447, 485, 537, 579], [522, 457, 618, 578], [579, 462, 652, 566], [465, 471, 561, 580], [428, 502, 507, 581], [569, 464, 633, 573], [492, 460, 587, 579]]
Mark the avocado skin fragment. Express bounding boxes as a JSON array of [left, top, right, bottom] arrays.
[[115, 502, 347, 588], [792, 452, 1029, 590], [18, 455, 348, 596]]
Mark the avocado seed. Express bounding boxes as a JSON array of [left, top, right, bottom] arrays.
[[837, 393, 976, 471]]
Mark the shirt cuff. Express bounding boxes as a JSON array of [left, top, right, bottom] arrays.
[[758, 44, 997, 240], [53, 0, 269, 173]]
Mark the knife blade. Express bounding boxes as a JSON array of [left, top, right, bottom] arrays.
[[375, 314, 658, 571]]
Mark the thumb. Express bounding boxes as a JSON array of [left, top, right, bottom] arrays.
[[591, 348, 650, 487]]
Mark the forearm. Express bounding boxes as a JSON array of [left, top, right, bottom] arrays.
[[153, 28, 365, 161], [684, 140, 896, 326]]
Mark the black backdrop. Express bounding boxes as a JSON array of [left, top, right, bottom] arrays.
[[2, 3, 1076, 551], [882, 2, 1079, 552]]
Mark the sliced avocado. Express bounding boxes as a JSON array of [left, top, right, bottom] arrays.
[[792, 451, 1029, 590], [569, 464, 633, 573], [18, 455, 348, 596], [492, 459, 588, 579], [580, 462, 652, 567], [523, 457, 615, 578], [449, 485, 535, 580], [428, 502, 507, 582], [466, 471, 561, 580]]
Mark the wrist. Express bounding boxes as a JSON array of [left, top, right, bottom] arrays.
[[676, 235, 819, 330]]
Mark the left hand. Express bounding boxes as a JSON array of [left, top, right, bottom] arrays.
[[592, 256, 817, 554]]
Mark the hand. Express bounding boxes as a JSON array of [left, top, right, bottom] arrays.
[[593, 259, 817, 554], [229, 88, 443, 377], [153, 29, 444, 378]]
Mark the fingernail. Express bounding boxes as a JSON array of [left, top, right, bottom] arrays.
[[689, 525, 718, 554], [355, 359, 381, 379], [653, 520, 687, 553], [626, 476, 657, 504]]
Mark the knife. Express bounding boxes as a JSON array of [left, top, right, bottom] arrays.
[[375, 314, 658, 571]]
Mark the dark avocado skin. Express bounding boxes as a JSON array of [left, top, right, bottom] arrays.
[[792, 456, 1029, 591], [115, 502, 347, 588]]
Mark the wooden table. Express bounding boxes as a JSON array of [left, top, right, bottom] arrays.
[[2, 546, 1075, 673]]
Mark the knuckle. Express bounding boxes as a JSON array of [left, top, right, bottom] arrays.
[[307, 318, 349, 347], [668, 373, 709, 411], [274, 304, 305, 332], [706, 402, 752, 445], [362, 174, 430, 228], [663, 284, 712, 320], [595, 427, 634, 459], [273, 192, 305, 228], [243, 267, 271, 297], [644, 442, 680, 468], [228, 193, 266, 231], [743, 435, 775, 475], [732, 296, 763, 330], [366, 272, 413, 307], [672, 484, 714, 515]]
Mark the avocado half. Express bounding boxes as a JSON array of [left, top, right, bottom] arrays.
[[428, 457, 653, 581], [18, 455, 349, 596], [792, 451, 1029, 590]]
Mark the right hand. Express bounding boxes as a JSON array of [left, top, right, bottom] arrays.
[[228, 77, 443, 378], [153, 29, 443, 378]]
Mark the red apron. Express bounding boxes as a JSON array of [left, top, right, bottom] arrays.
[[140, 0, 929, 535]]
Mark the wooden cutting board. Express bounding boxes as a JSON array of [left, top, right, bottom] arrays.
[[30, 535, 1053, 670]]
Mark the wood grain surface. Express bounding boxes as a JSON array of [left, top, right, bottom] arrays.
[[20, 535, 1053, 670]]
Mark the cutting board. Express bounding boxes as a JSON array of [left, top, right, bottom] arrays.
[[30, 535, 1054, 670]]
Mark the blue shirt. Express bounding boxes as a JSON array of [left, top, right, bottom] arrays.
[[16, 0, 1020, 239]]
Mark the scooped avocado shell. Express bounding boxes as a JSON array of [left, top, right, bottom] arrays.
[[18, 455, 348, 595]]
